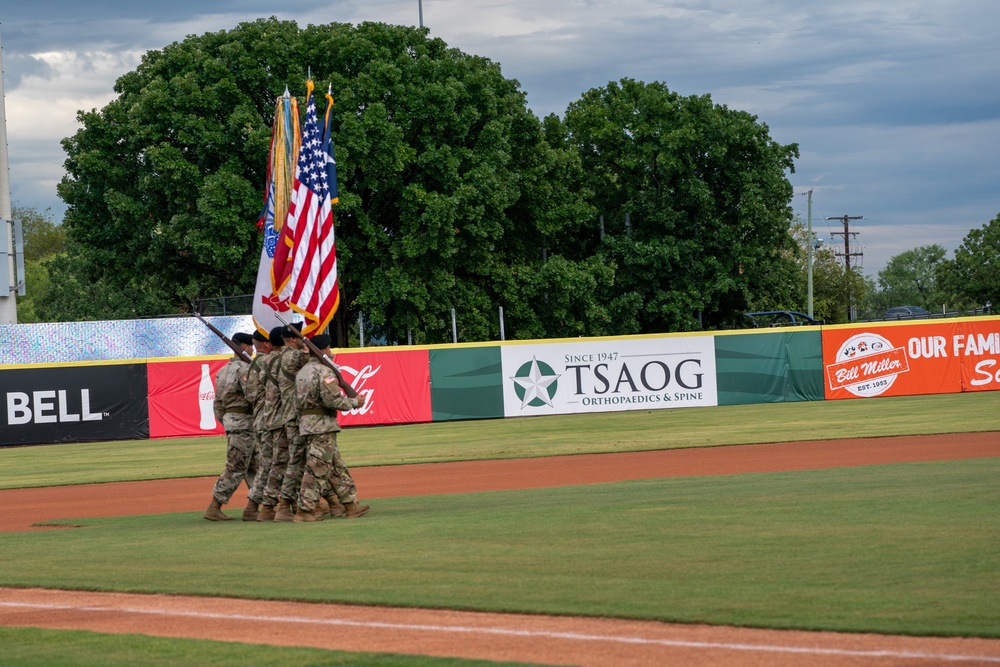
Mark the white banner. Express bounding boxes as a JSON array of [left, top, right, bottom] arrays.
[[501, 335, 717, 417]]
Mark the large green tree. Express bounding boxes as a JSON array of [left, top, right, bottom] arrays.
[[936, 213, 1000, 313], [872, 245, 948, 315], [560, 79, 800, 332], [55, 19, 601, 341]]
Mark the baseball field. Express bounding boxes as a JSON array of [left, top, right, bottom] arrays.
[[1, 392, 999, 666]]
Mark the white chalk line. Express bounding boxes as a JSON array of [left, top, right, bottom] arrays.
[[2, 600, 999, 663]]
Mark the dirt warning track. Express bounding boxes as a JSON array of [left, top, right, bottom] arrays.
[[2, 433, 1000, 666]]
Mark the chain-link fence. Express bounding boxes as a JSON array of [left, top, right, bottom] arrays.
[[192, 294, 253, 317]]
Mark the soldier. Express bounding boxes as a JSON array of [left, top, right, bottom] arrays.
[[272, 323, 310, 522], [257, 327, 287, 522], [204, 332, 257, 521], [294, 334, 370, 522], [241, 329, 274, 521]]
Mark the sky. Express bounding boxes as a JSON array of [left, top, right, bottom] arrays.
[[1, 1, 998, 278]]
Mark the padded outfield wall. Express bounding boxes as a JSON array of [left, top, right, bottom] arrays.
[[2, 316, 998, 446]]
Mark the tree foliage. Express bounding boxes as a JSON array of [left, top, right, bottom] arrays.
[[936, 213, 1000, 312], [872, 245, 948, 314], [54, 19, 604, 341], [53, 22, 803, 338], [560, 79, 800, 332], [10, 205, 66, 323]]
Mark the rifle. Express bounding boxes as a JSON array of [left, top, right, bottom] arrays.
[[275, 315, 359, 399], [191, 310, 254, 364]]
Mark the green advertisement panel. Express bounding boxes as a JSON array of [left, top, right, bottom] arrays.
[[429, 347, 504, 421], [715, 330, 824, 405]]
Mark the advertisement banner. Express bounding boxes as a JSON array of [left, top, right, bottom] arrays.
[[429, 347, 504, 421], [0, 363, 149, 446], [821, 318, 1000, 399], [500, 335, 717, 417], [147, 358, 228, 438], [335, 349, 432, 427]]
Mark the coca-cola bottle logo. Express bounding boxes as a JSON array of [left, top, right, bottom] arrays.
[[198, 363, 217, 430], [338, 364, 381, 414]]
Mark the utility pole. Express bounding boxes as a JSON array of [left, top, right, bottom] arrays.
[[827, 214, 863, 321], [827, 214, 863, 272]]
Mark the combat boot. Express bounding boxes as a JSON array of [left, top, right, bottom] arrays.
[[256, 504, 276, 522], [326, 495, 347, 518], [342, 501, 371, 518], [273, 497, 295, 522], [242, 500, 259, 522], [203, 497, 233, 521], [293, 505, 327, 523]]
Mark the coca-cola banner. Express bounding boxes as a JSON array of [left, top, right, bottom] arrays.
[[334, 348, 432, 427], [147, 358, 228, 438], [0, 363, 149, 447], [821, 318, 1000, 399]]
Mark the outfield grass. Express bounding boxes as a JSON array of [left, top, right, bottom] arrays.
[[2, 391, 998, 489], [2, 458, 998, 637], [0, 627, 537, 667]]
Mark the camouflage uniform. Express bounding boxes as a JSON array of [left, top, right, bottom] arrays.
[[209, 355, 256, 504], [244, 350, 273, 506], [296, 357, 363, 513], [261, 349, 290, 507], [276, 344, 309, 503]]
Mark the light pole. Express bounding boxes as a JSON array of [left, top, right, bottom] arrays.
[[806, 189, 814, 320], [418, 0, 424, 28], [0, 30, 18, 324]]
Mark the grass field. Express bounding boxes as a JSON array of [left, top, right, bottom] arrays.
[[0, 627, 530, 667], [2, 392, 999, 665], [2, 391, 998, 489]]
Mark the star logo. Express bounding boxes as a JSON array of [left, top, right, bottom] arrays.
[[510, 357, 560, 408]]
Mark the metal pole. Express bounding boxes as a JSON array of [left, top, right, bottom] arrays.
[[0, 31, 18, 324], [807, 189, 814, 320], [358, 313, 365, 348], [451, 308, 457, 343], [418, 0, 424, 28], [499, 306, 505, 341]]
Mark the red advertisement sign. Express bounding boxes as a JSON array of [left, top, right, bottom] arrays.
[[147, 358, 228, 438], [822, 318, 1000, 399], [334, 348, 432, 427], [146, 349, 431, 437]]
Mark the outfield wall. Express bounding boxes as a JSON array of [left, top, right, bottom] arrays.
[[2, 316, 998, 446]]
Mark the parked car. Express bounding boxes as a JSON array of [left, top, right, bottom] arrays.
[[745, 311, 822, 328], [884, 306, 930, 320]]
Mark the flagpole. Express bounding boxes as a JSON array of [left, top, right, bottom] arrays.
[[0, 30, 18, 324]]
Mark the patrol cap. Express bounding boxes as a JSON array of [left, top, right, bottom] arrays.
[[281, 321, 304, 339], [310, 334, 332, 350], [268, 326, 285, 346], [232, 332, 254, 346]]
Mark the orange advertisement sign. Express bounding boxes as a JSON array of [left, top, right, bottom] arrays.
[[822, 319, 1000, 399], [826, 344, 910, 392]]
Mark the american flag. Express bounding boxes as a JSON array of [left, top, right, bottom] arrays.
[[272, 82, 340, 336]]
